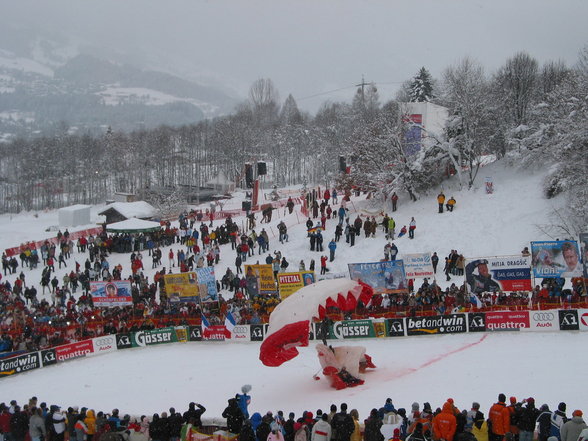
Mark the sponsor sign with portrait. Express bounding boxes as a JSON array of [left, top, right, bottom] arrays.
[[91, 335, 117, 355], [195, 267, 219, 303], [90, 280, 133, 307], [465, 256, 532, 293], [244, 264, 277, 296], [406, 314, 467, 336], [164, 272, 199, 303], [348, 261, 408, 294], [531, 241, 582, 278], [0, 352, 41, 377], [485, 311, 529, 331], [277, 271, 315, 299]]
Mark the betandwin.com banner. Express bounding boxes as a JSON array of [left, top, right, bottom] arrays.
[[406, 314, 467, 336]]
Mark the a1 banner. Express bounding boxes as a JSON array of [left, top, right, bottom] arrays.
[[188, 326, 203, 342], [468, 313, 486, 332], [91, 335, 117, 355], [116, 333, 133, 349], [55, 340, 94, 362], [0, 352, 41, 377], [406, 314, 467, 336], [558, 310, 580, 331], [386, 318, 406, 337], [40, 349, 57, 367], [231, 325, 251, 341], [485, 311, 529, 331], [526, 311, 558, 331], [578, 309, 588, 331], [330, 320, 377, 339], [465, 256, 531, 293], [249, 325, 264, 341]]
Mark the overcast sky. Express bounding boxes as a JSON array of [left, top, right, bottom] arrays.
[[2, 0, 588, 112]]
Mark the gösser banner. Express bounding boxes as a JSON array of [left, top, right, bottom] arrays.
[[465, 256, 532, 293], [90, 280, 133, 307], [531, 241, 582, 278], [402, 253, 435, 279], [277, 271, 316, 299], [348, 261, 407, 294]]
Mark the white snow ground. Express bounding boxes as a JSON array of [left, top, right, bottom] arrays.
[[1, 160, 585, 418]]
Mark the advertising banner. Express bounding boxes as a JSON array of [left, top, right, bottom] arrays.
[[580, 233, 588, 278], [231, 325, 251, 341], [55, 340, 94, 362], [244, 264, 277, 296], [277, 271, 316, 299], [526, 311, 558, 331], [403, 253, 435, 279], [91, 335, 117, 355], [0, 352, 41, 377], [465, 256, 532, 293], [559, 310, 580, 331], [406, 314, 467, 336], [330, 320, 376, 339], [195, 267, 219, 303], [578, 309, 588, 331], [164, 272, 199, 303], [348, 261, 408, 294], [203, 325, 230, 341], [468, 313, 486, 332], [40, 349, 57, 367], [90, 280, 133, 307], [116, 333, 133, 349], [250, 325, 264, 341], [531, 241, 582, 278], [131, 327, 180, 347], [386, 318, 406, 337], [188, 326, 203, 342], [485, 311, 529, 331]]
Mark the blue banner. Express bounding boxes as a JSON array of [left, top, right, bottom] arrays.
[[348, 261, 407, 293], [531, 241, 582, 278], [196, 267, 218, 302]]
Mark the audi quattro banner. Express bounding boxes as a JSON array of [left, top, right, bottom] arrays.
[[54, 340, 94, 362], [231, 325, 251, 341], [558, 310, 580, 331], [531, 241, 582, 278], [526, 311, 559, 331], [0, 352, 41, 377], [277, 271, 316, 299], [348, 261, 408, 294], [90, 280, 133, 307], [485, 311, 530, 331], [164, 272, 199, 303], [406, 314, 467, 336], [131, 327, 182, 347], [403, 253, 435, 279], [328, 320, 377, 339], [91, 336, 117, 355], [465, 256, 532, 294]]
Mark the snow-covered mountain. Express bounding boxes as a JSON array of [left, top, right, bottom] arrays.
[[0, 35, 239, 140]]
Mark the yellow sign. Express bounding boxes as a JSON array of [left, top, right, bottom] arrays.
[[244, 264, 277, 296], [164, 272, 199, 302], [277, 271, 316, 299]]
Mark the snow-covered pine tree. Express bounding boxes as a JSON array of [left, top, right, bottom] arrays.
[[409, 67, 434, 102]]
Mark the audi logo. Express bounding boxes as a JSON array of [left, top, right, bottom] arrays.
[[533, 312, 554, 321], [233, 326, 248, 334], [95, 337, 114, 346]]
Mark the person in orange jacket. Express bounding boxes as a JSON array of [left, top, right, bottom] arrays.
[[489, 394, 511, 441], [437, 192, 446, 213], [433, 401, 457, 441]]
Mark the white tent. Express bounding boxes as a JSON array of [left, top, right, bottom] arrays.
[[58, 204, 91, 227], [105, 218, 162, 233]]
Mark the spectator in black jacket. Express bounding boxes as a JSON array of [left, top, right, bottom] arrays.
[[518, 399, 541, 441], [331, 404, 354, 441], [537, 405, 552, 441], [167, 408, 183, 441], [10, 406, 29, 441], [182, 403, 206, 429], [222, 399, 244, 435]]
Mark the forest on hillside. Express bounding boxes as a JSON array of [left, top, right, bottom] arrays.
[[0, 48, 586, 234]]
